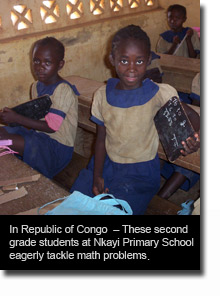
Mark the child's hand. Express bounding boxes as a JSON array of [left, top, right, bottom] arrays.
[[186, 28, 193, 39], [93, 176, 109, 196], [0, 107, 18, 124], [173, 35, 181, 45], [180, 131, 200, 156]]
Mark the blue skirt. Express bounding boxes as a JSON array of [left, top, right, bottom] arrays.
[[4, 126, 73, 179], [70, 154, 161, 215]]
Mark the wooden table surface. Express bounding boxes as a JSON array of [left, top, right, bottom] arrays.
[[0, 154, 68, 215]]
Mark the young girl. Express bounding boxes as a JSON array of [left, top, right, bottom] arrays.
[[156, 4, 200, 58], [0, 37, 79, 179], [70, 25, 200, 215]]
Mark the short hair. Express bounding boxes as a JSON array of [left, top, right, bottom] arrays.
[[33, 37, 65, 61], [111, 24, 151, 57], [167, 4, 187, 17]]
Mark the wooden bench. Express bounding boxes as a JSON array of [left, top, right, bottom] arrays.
[[66, 75, 200, 174], [158, 53, 200, 94]]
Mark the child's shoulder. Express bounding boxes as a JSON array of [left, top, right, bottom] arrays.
[[56, 80, 80, 95], [160, 30, 173, 42], [156, 82, 178, 97]]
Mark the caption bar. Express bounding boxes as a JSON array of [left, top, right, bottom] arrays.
[[1, 216, 200, 270]]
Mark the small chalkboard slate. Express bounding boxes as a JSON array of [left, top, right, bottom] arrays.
[[9, 95, 52, 127], [154, 96, 195, 162]]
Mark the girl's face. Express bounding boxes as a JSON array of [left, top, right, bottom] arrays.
[[110, 38, 150, 90], [32, 45, 64, 85], [167, 9, 186, 32]]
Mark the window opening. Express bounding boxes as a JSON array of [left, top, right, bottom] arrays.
[[90, 0, 105, 15], [128, 0, 140, 9], [66, 0, 83, 19], [145, 0, 154, 6], [40, 1, 60, 24], [11, 5, 32, 30], [110, 0, 123, 12]]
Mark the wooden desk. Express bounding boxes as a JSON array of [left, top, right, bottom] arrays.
[[66, 75, 200, 173], [158, 53, 200, 93], [0, 154, 68, 215]]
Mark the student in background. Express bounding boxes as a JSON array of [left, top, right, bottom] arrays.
[[70, 25, 200, 215], [0, 37, 79, 179], [156, 4, 200, 58], [155, 5, 200, 199]]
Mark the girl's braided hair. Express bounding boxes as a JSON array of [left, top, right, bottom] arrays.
[[111, 24, 151, 57]]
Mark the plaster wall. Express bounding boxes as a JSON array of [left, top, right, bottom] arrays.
[[0, 0, 200, 109]]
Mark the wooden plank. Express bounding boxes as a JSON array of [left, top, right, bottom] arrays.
[[78, 102, 96, 133], [158, 53, 200, 74], [65, 75, 103, 105], [0, 186, 27, 205], [2, 184, 18, 191], [145, 195, 181, 215], [157, 53, 200, 93], [0, 174, 40, 187]]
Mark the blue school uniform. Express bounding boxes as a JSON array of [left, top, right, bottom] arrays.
[[5, 80, 79, 178], [71, 78, 179, 215], [157, 27, 200, 58]]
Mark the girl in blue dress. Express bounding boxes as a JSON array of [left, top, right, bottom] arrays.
[[0, 37, 79, 178], [70, 25, 200, 215]]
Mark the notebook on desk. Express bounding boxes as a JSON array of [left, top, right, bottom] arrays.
[[154, 96, 195, 162], [9, 95, 52, 127]]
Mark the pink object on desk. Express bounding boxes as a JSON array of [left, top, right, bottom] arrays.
[[0, 139, 18, 157], [0, 139, 13, 146], [192, 27, 200, 38]]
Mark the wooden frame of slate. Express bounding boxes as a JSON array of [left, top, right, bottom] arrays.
[[154, 96, 195, 162]]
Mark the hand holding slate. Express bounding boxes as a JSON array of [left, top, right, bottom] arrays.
[[154, 96, 200, 162], [180, 130, 200, 156]]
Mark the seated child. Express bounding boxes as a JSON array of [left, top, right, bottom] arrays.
[[156, 4, 200, 58], [0, 37, 79, 179], [70, 25, 200, 215]]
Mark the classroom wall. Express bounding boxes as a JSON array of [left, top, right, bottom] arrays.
[[0, 0, 200, 109], [159, 0, 200, 29]]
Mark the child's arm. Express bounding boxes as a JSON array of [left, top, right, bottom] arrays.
[[0, 107, 54, 133], [185, 28, 197, 58], [181, 102, 200, 156], [166, 35, 181, 55], [93, 124, 108, 195]]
